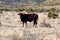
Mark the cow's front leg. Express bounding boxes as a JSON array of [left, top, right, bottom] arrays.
[[25, 21, 27, 27], [33, 21, 35, 27], [22, 22, 24, 27]]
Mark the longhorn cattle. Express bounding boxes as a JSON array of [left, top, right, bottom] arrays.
[[18, 13, 38, 27]]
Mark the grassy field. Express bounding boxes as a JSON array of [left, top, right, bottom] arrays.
[[0, 0, 60, 40], [0, 11, 60, 40]]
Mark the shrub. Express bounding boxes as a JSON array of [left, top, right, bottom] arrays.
[[0, 22, 1, 26], [0, 11, 2, 13], [48, 12, 58, 19], [0, 9, 4, 11], [44, 8, 56, 12], [26, 8, 35, 12], [56, 9, 60, 12], [11, 34, 19, 40], [48, 12, 52, 18], [49, 8, 56, 12], [40, 20, 51, 28], [15, 8, 25, 12], [39, 9, 44, 12], [26, 8, 44, 12], [4, 9, 12, 11], [0, 8, 13, 11]]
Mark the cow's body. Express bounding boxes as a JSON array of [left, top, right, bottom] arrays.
[[18, 13, 38, 27]]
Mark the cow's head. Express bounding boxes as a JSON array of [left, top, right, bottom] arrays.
[[18, 13, 23, 15]]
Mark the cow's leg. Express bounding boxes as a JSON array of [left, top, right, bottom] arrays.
[[33, 21, 35, 27], [22, 22, 24, 27], [35, 21, 37, 27], [25, 21, 27, 27], [33, 21, 37, 27]]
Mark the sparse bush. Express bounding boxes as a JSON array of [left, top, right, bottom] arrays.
[[48, 12, 52, 18], [50, 8, 56, 12], [0, 9, 4, 11], [26, 8, 44, 12], [48, 12, 58, 19], [0, 11, 2, 13], [44, 8, 56, 12], [39, 9, 44, 12], [0, 22, 1, 26], [11, 34, 19, 40], [4, 9, 12, 11], [22, 30, 37, 40], [56, 9, 60, 12], [26, 8, 35, 12], [40, 21, 51, 28], [0, 14, 1, 26], [0, 8, 13, 11], [15, 8, 25, 12]]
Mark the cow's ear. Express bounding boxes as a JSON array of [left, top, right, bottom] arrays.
[[18, 13, 22, 15], [18, 13, 20, 15]]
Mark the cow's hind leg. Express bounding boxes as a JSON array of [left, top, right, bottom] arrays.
[[35, 21, 37, 27]]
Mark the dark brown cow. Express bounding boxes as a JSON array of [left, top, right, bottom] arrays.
[[18, 13, 38, 27]]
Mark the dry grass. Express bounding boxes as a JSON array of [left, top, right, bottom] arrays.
[[0, 11, 60, 40]]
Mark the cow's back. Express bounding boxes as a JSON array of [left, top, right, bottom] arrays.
[[27, 14, 38, 22], [19, 13, 38, 21]]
